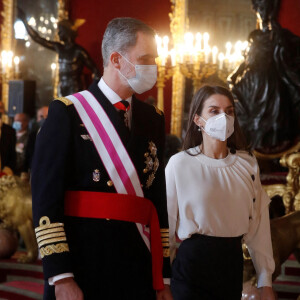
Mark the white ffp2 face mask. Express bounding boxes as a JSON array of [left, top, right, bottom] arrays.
[[119, 55, 157, 94], [201, 113, 235, 141]]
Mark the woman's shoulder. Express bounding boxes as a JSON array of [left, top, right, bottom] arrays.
[[235, 150, 259, 171]]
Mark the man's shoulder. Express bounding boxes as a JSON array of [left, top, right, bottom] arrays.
[[53, 97, 74, 106], [134, 97, 164, 118]]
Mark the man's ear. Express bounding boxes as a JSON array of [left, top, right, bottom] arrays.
[[110, 52, 122, 69], [193, 114, 202, 127]]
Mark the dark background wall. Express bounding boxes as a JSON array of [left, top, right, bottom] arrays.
[[278, 0, 300, 36]]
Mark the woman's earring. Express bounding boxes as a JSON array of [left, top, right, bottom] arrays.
[[198, 126, 201, 132]]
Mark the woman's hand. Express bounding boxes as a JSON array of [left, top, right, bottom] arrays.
[[259, 286, 276, 300]]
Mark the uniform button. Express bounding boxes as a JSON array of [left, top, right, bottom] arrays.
[[249, 216, 252, 220], [143, 168, 148, 173], [253, 198, 256, 203], [107, 180, 113, 187]]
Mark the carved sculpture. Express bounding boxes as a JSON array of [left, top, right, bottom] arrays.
[[0, 175, 38, 263], [18, 8, 100, 96], [243, 211, 300, 283], [228, 0, 300, 153]]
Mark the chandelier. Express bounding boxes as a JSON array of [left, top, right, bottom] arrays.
[[155, 32, 249, 111]]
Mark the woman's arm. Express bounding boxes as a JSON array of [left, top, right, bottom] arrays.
[[165, 159, 179, 263]]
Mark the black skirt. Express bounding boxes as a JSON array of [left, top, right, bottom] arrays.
[[171, 234, 243, 300]]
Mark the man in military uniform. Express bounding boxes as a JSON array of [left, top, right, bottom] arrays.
[[31, 18, 172, 300]]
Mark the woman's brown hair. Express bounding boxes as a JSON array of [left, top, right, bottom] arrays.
[[183, 85, 250, 155]]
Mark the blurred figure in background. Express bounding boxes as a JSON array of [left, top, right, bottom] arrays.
[[13, 113, 30, 175], [24, 106, 49, 173]]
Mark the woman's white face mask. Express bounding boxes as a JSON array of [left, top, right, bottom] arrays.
[[118, 54, 157, 94], [200, 113, 235, 141]]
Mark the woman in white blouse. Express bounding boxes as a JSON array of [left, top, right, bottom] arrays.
[[166, 85, 275, 300]]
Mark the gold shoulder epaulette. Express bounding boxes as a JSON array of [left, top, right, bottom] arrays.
[[54, 97, 73, 106], [154, 106, 163, 116]]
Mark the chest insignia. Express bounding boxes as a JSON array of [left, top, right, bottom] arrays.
[[81, 134, 92, 141], [143, 141, 159, 189], [93, 169, 101, 182]]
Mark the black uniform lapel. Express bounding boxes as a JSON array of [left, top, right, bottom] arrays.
[[126, 96, 149, 178], [88, 80, 130, 145], [129, 96, 148, 139]]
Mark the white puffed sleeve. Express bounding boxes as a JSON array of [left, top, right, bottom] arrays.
[[165, 157, 179, 263], [243, 162, 275, 287]]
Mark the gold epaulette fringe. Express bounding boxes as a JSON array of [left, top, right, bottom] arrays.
[[154, 106, 163, 116], [54, 97, 73, 106]]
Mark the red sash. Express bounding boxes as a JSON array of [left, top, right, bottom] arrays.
[[64, 191, 164, 291]]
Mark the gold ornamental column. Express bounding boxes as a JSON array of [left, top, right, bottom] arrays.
[[169, 0, 187, 137], [1, 0, 14, 122], [53, 0, 68, 97]]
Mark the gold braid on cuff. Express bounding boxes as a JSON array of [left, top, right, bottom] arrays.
[[160, 228, 170, 257], [35, 216, 69, 257]]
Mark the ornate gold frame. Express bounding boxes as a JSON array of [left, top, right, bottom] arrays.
[[1, 0, 14, 118], [0, 0, 68, 111], [263, 141, 300, 213], [169, 0, 187, 137]]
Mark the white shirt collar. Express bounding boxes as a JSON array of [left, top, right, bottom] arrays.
[[98, 77, 132, 105]]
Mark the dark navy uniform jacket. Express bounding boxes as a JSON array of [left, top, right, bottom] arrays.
[[31, 80, 171, 300]]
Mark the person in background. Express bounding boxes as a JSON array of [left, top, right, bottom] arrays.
[[24, 106, 49, 172], [36, 106, 49, 127], [145, 96, 158, 107], [166, 85, 275, 300], [0, 101, 16, 176], [13, 113, 30, 175]]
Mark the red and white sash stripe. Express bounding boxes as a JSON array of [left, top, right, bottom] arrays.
[[66, 91, 150, 249]]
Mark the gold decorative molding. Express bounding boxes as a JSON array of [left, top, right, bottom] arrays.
[[254, 142, 300, 160], [1, 0, 14, 120], [261, 141, 300, 213], [169, 0, 187, 137], [263, 184, 286, 200], [280, 144, 300, 212], [58, 0, 69, 21]]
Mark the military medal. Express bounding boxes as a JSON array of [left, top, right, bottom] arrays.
[[124, 110, 129, 127], [81, 134, 92, 141], [93, 169, 100, 182]]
